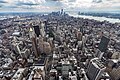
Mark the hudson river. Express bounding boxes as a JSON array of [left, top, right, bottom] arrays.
[[69, 13, 120, 24]]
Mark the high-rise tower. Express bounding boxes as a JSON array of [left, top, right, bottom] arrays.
[[87, 58, 106, 80]]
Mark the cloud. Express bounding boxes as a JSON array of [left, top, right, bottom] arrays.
[[47, 0, 62, 1], [61, 0, 120, 12], [92, 0, 102, 3], [16, 0, 46, 4], [0, 0, 7, 3], [0, 0, 120, 12], [16, 2, 39, 6]]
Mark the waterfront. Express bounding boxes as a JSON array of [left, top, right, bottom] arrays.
[[69, 13, 120, 23]]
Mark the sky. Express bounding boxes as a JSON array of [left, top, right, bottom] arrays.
[[0, 0, 120, 12]]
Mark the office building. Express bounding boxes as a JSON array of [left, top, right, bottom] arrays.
[[20, 48, 30, 59], [110, 66, 120, 80], [33, 25, 40, 37], [87, 58, 106, 80], [32, 36, 39, 58], [29, 28, 39, 57], [98, 36, 110, 52], [11, 68, 27, 80], [40, 22, 46, 37]]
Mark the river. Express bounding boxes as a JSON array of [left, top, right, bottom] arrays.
[[68, 13, 120, 24]]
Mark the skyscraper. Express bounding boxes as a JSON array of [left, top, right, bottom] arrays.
[[87, 58, 106, 80], [33, 25, 40, 37], [110, 66, 120, 80], [98, 36, 110, 52], [40, 22, 46, 37], [61, 9, 64, 15], [29, 28, 39, 58]]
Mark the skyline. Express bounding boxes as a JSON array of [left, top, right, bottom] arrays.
[[0, 0, 120, 13], [0, 1, 120, 80]]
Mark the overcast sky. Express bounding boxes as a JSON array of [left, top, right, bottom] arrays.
[[0, 0, 120, 12]]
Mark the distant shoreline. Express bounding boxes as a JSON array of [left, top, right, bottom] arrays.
[[69, 13, 120, 24], [0, 12, 120, 24]]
